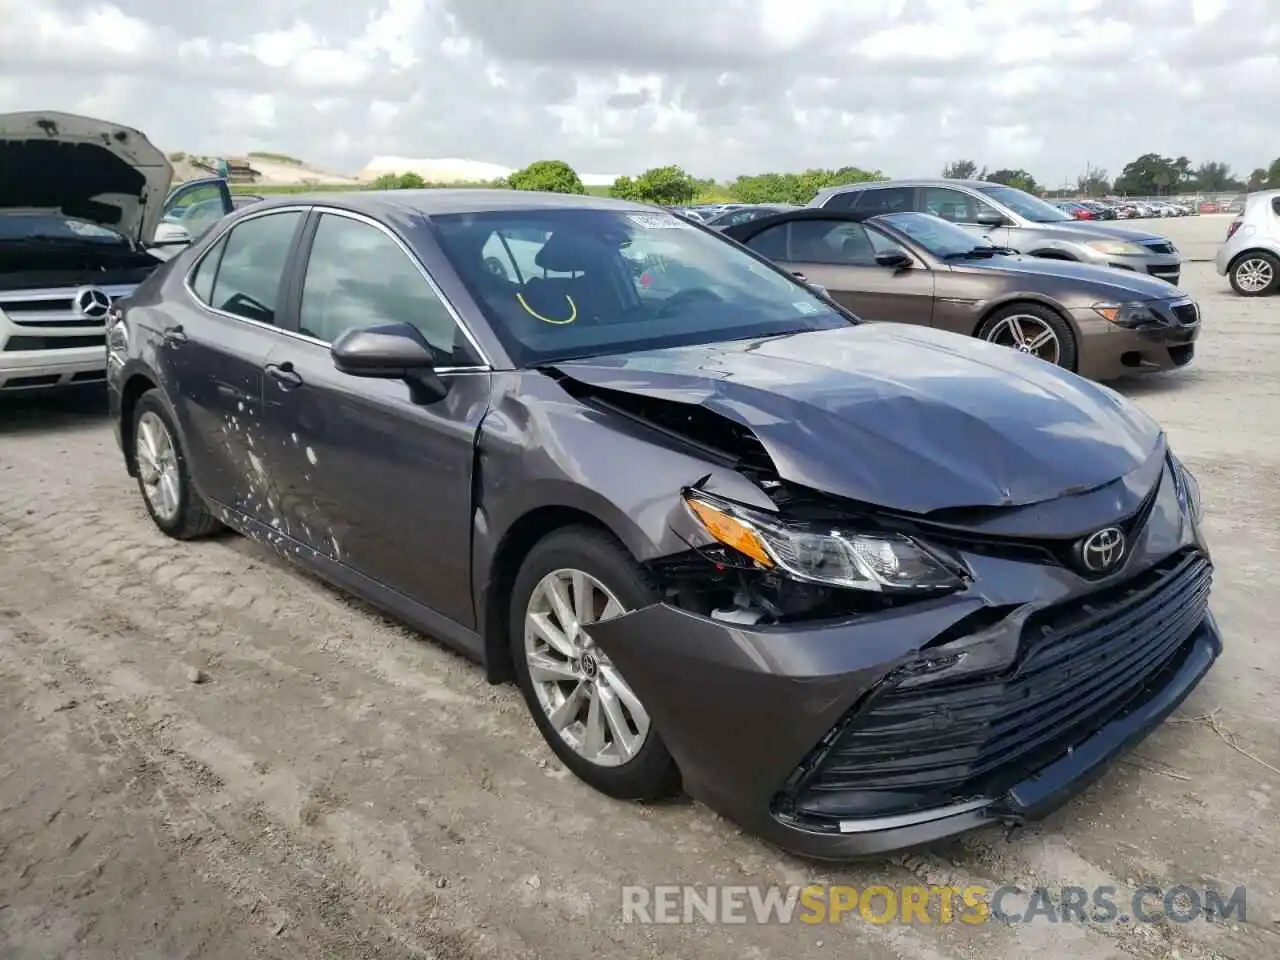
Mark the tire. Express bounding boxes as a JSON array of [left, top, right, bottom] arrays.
[[977, 302, 1079, 371], [131, 389, 223, 540], [509, 525, 680, 801], [1228, 252, 1279, 297]]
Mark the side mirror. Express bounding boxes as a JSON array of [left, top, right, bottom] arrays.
[[149, 222, 192, 247], [874, 250, 912, 269], [974, 210, 1006, 227], [330, 322, 448, 404]]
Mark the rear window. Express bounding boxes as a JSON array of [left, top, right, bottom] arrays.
[[430, 208, 849, 366]]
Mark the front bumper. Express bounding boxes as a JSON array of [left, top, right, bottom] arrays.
[[590, 493, 1217, 860], [1071, 303, 1200, 381], [0, 343, 108, 391], [1076, 249, 1181, 285]]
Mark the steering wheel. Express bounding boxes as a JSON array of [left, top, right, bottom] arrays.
[[654, 287, 724, 317]]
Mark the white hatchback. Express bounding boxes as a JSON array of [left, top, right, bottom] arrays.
[[1215, 189, 1280, 296]]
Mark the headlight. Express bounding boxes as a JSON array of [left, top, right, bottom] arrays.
[[683, 490, 964, 593], [1169, 452, 1202, 522], [1090, 301, 1165, 328], [1085, 239, 1150, 256]]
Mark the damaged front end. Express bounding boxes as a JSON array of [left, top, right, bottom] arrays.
[[555, 370, 1219, 858]]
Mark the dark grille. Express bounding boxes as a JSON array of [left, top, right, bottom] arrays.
[[786, 550, 1211, 821], [1171, 302, 1199, 326], [0, 297, 75, 312], [1143, 242, 1176, 255], [3, 334, 106, 352]]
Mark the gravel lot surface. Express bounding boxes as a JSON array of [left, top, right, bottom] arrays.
[[0, 258, 1275, 960]]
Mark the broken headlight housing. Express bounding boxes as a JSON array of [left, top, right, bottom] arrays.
[[683, 490, 965, 594]]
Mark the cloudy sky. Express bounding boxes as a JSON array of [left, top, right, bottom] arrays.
[[1, 0, 1277, 183]]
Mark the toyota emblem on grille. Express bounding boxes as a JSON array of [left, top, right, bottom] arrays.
[[76, 287, 112, 319], [1079, 526, 1126, 574]]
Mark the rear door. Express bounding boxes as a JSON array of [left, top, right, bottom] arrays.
[[259, 209, 491, 628], [161, 208, 308, 514], [736, 215, 936, 325]]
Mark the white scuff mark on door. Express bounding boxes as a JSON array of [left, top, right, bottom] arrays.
[[237, 401, 245, 412], [291, 432, 299, 444], [331, 535, 342, 560], [305, 446, 318, 465]]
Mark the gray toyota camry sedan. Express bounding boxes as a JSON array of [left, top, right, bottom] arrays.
[[106, 189, 1220, 859]]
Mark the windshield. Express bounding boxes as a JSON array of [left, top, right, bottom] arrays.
[[874, 212, 1005, 258], [431, 208, 849, 366], [0, 214, 126, 243], [974, 184, 1073, 223]]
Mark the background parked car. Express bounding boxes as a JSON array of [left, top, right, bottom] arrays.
[[721, 208, 1201, 380], [809, 179, 1183, 284], [0, 110, 231, 393], [702, 203, 802, 228], [1058, 201, 1097, 220], [1215, 189, 1280, 296]]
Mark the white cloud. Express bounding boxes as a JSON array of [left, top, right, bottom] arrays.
[[0, 0, 1276, 185]]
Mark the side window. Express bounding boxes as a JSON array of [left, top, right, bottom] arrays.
[[1271, 197, 1280, 217], [299, 214, 478, 364], [744, 224, 789, 260], [852, 187, 915, 215], [863, 225, 906, 256], [189, 236, 228, 304], [822, 191, 859, 211], [920, 187, 999, 224], [208, 212, 303, 325], [783, 220, 883, 266]]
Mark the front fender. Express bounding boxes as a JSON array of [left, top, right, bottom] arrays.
[[471, 371, 778, 611]]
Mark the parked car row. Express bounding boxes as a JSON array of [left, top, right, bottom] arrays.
[[1058, 198, 1196, 220]]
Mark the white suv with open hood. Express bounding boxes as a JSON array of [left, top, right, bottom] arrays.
[[0, 111, 232, 392]]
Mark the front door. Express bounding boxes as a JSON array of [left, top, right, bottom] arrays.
[[149, 177, 234, 258], [163, 209, 307, 514], [261, 210, 490, 628], [741, 216, 936, 325], [918, 185, 1014, 249]]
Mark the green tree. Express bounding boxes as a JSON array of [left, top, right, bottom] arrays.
[[727, 166, 884, 205], [1246, 168, 1268, 191], [612, 165, 698, 205], [983, 168, 1040, 194], [1266, 158, 1280, 189], [1077, 169, 1111, 197], [942, 159, 978, 179], [507, 160, 586, 194], [1193, 161, 1242, 192], [1114, 153, 1192, 195], [370, 171, 427, 189]]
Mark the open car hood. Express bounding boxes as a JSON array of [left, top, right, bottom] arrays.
[[0, 111, 173, 247], [551, 324, 1163, 515]]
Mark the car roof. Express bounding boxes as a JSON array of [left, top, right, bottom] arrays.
[[242, 188, 659, 219]]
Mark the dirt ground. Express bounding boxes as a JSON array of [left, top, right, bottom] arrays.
[[1, 259, 1276, 960]]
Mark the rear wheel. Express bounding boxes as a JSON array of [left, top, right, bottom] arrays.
[[1228, 252, 1278, 296], [977, 303, 1078, 371], [509, 526, 679, 800], [132, 389, 223, 540]]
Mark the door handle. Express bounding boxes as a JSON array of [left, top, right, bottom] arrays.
[[162, 325, 187, 345], [791, 272, 808, 282], [265, 361, 303, 388]]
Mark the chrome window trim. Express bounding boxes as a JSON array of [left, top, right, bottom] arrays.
[[181, 203, 494, 374]]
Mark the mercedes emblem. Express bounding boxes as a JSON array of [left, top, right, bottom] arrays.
[[76, 287, 112, 320]]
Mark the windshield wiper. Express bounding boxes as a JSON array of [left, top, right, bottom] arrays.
[[942, 246, 1005, 260]]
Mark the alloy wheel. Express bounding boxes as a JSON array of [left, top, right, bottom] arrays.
[[135, 410, 181, 522], [523, 568, 650, 767], [1234, 258, 1274, 294], [983, 314, 1062, 365]]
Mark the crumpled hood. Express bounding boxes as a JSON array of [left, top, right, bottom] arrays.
[[1046, 219, 1173, 245], [959, 255, 1180, 299], [0, 111, 173, 247], [553, 324, 1163, 514]]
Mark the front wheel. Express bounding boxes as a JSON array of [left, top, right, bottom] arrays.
[[977, 303, 1078, 371], [1228, 252, 1279, 297], [509, 526, 680, 800]]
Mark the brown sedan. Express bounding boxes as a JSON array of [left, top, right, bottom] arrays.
[[721, 208, 1201, 381]]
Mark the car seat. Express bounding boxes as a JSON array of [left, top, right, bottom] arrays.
[[839, 229, 874, 263], [519, 230, 626, 323]]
